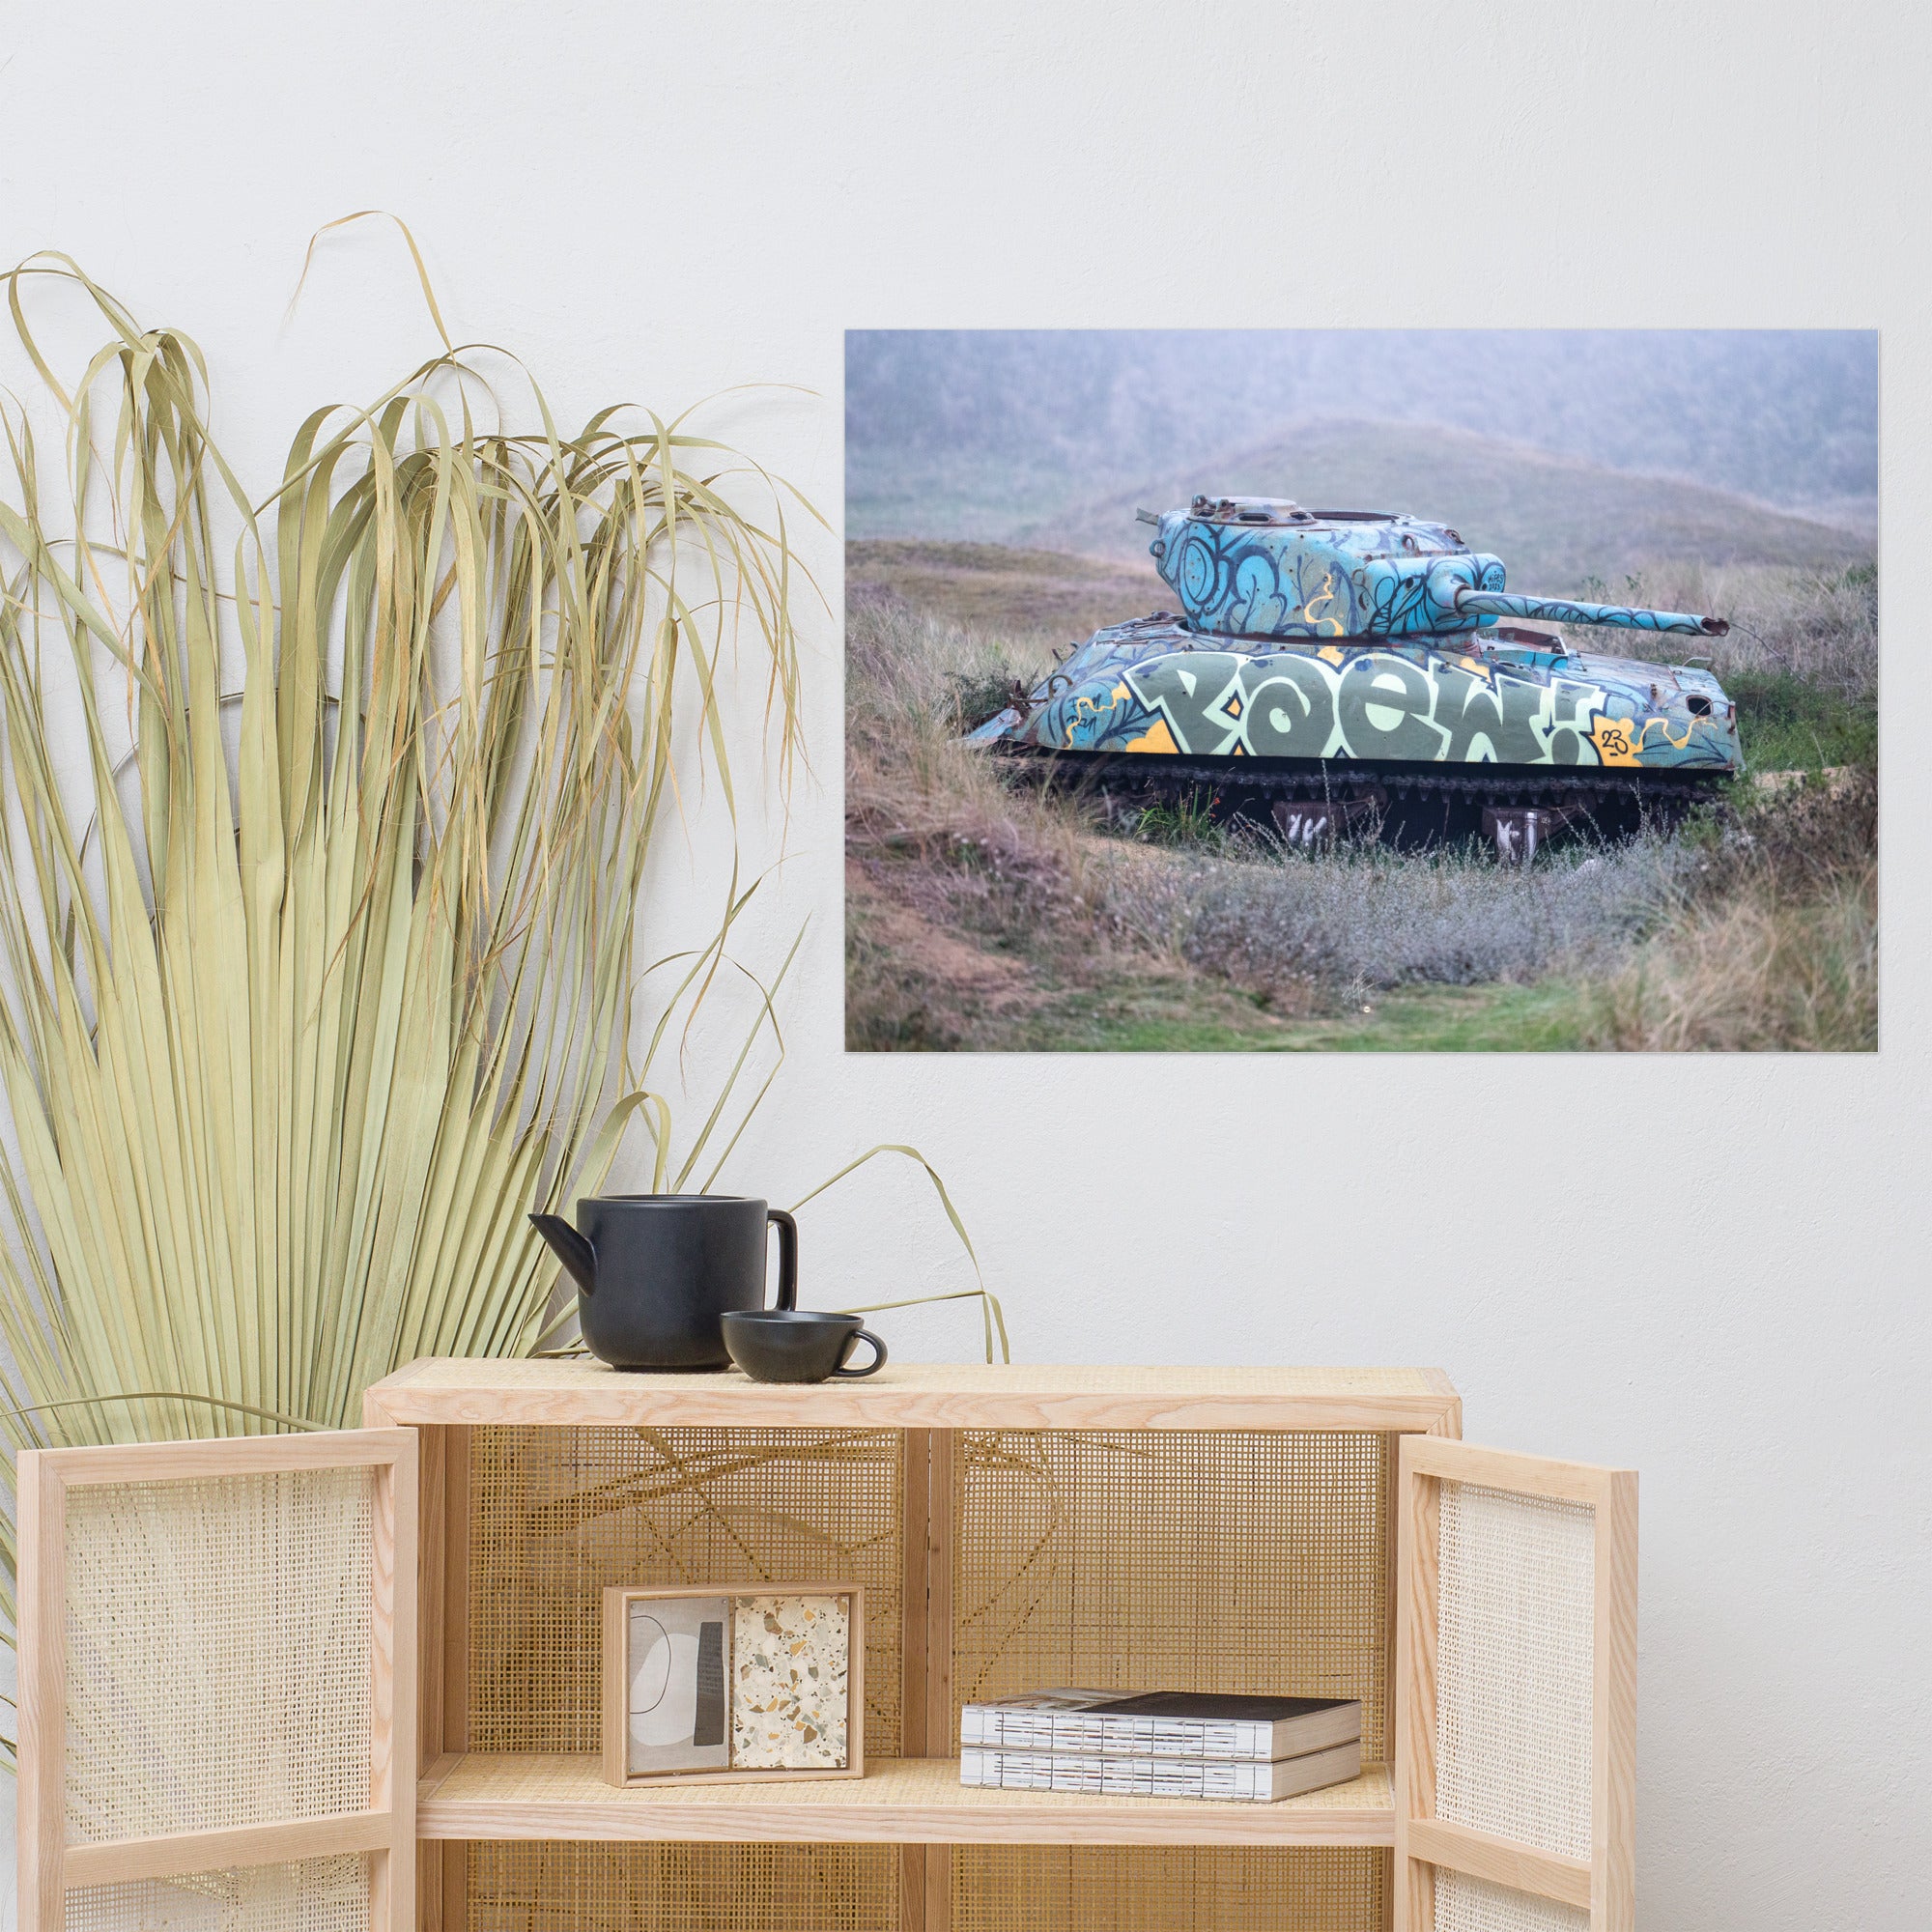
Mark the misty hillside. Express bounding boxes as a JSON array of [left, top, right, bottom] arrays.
[[1024, 421, 1873, 591], [848, 541, 1164, 649], [846, 328, 1877, 531]]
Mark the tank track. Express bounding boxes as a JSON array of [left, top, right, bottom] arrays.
[[991, 745, 1726, 847], [992, 745, 1726, 808]]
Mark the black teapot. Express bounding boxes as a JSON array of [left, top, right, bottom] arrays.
[[529, 1194, 797, 1371]]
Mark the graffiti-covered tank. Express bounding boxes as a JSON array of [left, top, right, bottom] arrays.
[[968, 496, 1742, 853]]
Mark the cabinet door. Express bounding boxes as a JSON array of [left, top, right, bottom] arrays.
[[16, 1429, 417, 1932], [1395, 1437, 1636, 1932]]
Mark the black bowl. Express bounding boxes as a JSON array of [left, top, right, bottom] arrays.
[[721, 1310, 887, 1384]]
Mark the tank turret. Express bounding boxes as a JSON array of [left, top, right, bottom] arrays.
[[1142, 497, 1729, 642]]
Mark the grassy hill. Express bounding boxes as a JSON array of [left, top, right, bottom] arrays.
[[846, 540, 1165, 650], [1021, 420, 1871, 591]]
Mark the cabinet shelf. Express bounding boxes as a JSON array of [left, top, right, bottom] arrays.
[[415, 1753, 1395, 1848], [368, 1356, 1463, 1434]]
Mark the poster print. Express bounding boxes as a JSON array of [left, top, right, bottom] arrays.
[[845, 330, 1876, 1052]]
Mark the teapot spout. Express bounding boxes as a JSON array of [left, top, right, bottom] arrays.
[[529, 1212, 598, 1295]]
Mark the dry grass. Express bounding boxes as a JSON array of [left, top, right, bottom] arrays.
[[846, 541, 1164, 650], [1580, 777, 1877, 1050], [845, 589, 1106, 941], [1149, 834, 1702, 999], [1566, 557, 1877, 698]]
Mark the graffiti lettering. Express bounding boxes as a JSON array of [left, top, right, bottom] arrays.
[[1435, 664, 1552, 764], [1124, 653, 1248, 755], [1243, 657, 1337, 757], [1009, 635, 1739, 774], [1337, 656, 1444, 761]]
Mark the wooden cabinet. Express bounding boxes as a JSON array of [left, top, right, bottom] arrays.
[[17, 1363, 1635, 1932]]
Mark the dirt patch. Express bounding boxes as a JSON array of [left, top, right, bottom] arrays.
[[845, 862, 1045, 1050]]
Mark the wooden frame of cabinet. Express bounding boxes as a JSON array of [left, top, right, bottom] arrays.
[[14, 1429, 417, 1932], [1394, 1435, 1638, 1932]]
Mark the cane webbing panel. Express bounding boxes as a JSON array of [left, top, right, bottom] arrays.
[[466, 1841, 897, 1932], [953, 1431, 1393, 1759], [62, 1469, 375, 1842], [1435, 1481, 1595, 1861], [953, 1846, 1386, 1932], [469, 1427, 903, 1756], [1434, 1869, 1589, 1932], [63, 1855, 370, 1932]]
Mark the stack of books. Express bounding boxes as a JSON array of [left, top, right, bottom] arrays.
[[958, 1689, 1362, 1804]]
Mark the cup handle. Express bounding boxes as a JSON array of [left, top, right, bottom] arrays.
[[832, 1328, 888, 1378], [767, 1208, 798, 1311]]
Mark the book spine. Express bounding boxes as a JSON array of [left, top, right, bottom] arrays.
[[959, 1748, 1275, 1802]]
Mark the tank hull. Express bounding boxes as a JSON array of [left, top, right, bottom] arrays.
[[967, 614, 1740, 843], [968, 615, 1741, 774]]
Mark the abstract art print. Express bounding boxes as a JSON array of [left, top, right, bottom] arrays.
[[845, 329, 1877, 1052], [623, 1593, 731, 1777]]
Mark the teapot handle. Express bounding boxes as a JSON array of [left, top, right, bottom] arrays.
[[767, 1208, 798, 1311]]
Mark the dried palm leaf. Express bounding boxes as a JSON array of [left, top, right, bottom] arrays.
[[0, 245, 996, 1769]]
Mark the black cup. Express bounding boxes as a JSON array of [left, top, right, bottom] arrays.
[[721, 1310, 888, 1384]]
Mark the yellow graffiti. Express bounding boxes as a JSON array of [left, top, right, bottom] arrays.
[[1300, 572, 1346, 637], [1592, 713, 1695, 766], [1317, 645, 1348, 667], [1636, 715, 1696, 753], [1123, 715, 1179, 754]]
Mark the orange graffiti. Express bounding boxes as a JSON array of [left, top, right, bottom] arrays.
[[1589, 717, 1637, 765], [1592, 712, 1696, 765], [1123, 716, 1179, 754]]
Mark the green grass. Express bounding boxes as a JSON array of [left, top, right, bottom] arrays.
[[1729, 669, 1877, 773], [1027, 980, 1597, 1052], [1131, 795, 1228, 852], [1264, 981, 1598, 1050]]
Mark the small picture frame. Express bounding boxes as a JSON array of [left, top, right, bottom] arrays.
[[601, 1583, 866, 1787]]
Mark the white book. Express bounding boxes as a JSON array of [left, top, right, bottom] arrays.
[[958, 1737, 1363, 1804], [959, 1689, 1361, 1763]]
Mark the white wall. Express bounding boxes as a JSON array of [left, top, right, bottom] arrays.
[[4, 3, 1927, 1926]]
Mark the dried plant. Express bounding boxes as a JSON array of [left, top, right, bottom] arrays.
[[0, 241, 997, 1766]]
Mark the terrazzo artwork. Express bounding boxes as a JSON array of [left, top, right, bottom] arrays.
[[730, 1594, 852, 1770]]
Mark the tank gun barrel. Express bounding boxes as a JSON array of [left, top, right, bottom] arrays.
[[1456, 588, 1728, 639]]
